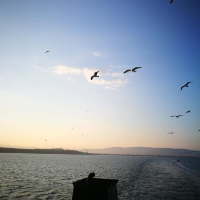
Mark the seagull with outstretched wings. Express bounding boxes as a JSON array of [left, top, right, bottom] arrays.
[[124, 67, 142, 73], [91, 71, 99, 80], [180, 81, 193, 91], [186, 110, 190, 113], [176, 115, 183, 118]]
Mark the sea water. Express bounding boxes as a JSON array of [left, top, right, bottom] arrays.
[[0, 153, 200, 200]]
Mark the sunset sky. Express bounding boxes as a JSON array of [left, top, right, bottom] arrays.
[[0, 0, 200, 151]]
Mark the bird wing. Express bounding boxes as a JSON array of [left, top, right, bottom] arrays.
[[186, 81, 193, 86], [94, 71, 99, 76], [180, 85, 185, 91], [124, 69, 131, 73], [133, 67, 142, 70], [178, 115, 183, 116], [91, 76, 94, 80], [170, 116, 175, 117], [170, 0, 174, 3]]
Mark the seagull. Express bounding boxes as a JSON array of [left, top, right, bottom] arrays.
[[45, 51, 50, 53], [186, 110, 190, 113], [176, 115, 183, 118], [91, 71, 99, 80], [86, 173, 95, 184], [170, 0, 175, 4], [180, 81, 193, 91], [124, 67, 142, 73]]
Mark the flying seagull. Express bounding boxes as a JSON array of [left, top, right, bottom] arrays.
[[124, 67, 142, 73], [91, 71, 99, 80], [170, 0, 175, 4], [45, 51, 50, 53], [173, 160, 180, 164], [186, 110, 190, 113], [176, 115, 183, 118], [170, 115, 176, 117], [168, 132, 174, 134], [180, 81, 193, 91]]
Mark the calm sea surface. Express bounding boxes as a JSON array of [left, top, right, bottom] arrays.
[[0, 153, 200, 200]]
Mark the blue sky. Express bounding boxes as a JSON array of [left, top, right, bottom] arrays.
[[0, 0, 200, 150]]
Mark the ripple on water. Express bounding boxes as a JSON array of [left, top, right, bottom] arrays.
[[0, 154, 200, 200]]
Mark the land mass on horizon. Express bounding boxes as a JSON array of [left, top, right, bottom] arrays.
[[82, 147, 200, 157]]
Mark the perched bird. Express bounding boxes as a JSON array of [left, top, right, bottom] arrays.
[[91, 71, 99, 80], [45, 51, 50, 53], [186, 110, 190, 113], [180, 81, 193, 91], [170, 0, 175, 4], [124, 67, 142, 73], [86, 173, 95, 184]]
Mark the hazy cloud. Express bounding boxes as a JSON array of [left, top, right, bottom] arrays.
[[92, 52, 104, 57], [111, 72, 124, 78], [33, 64, 128, 89], [52, 65, 81, 75]]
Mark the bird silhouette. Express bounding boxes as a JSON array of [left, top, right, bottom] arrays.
[[91, 71, 99, 80], [186, 110, 190, 113], [199, 130, 200, 132], [176, 115, 183, 118], [180, 81, 193, 91], [86, 173, 95, 184], [45, 51, 50, 53], [167, 132, 174, 134], [170, 0, 175, 4], [124, 67, 142, 73], [170, 116, 176, 117]]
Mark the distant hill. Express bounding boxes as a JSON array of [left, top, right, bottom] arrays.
[[0, 147, 86, 155], [82, 147, 200, 157]]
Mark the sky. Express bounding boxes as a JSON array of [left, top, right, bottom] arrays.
[[0, 0, 200, 151]]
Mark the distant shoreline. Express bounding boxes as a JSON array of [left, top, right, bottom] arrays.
[[0, 147, 199, 157], [0, 147, 87, 155]]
